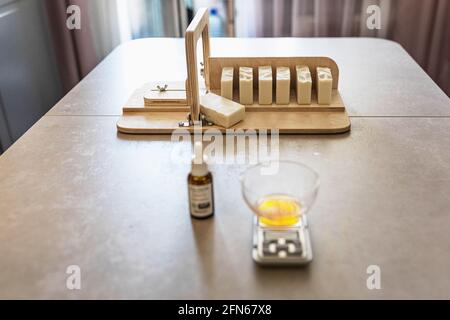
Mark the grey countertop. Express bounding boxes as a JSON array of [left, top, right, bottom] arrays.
[[1, 38, 450, 299]]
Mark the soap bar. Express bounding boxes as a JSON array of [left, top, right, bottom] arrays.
[[239, 67, 254, 105], [317, 67, 333, 105], [221, 67, 234, 100], [258, 66, 273, 105], [296, 66, 312, 105], [276, 67, 291, 105], [200, 92, 245, 128]]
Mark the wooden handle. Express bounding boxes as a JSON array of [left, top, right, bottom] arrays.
[[185, 8, 211, 122]]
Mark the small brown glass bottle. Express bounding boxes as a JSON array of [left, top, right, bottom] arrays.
[[188, 142, 215, 219]]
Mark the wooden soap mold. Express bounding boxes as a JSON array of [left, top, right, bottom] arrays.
[[117, 8, 351, 134]]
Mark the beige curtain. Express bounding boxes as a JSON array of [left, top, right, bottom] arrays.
[[239, 0, 450, 96], [389, 0, 450, 95], [45, 0, 187, 93], [44, 0, 99, 93]]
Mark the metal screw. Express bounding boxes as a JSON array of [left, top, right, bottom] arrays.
[[156, 84, 168, 92]]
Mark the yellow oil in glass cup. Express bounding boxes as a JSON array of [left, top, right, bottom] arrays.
[[257, 195, 302, 226], [241, 161, 319, 227]]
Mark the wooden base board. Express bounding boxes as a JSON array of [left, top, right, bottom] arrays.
[[118, 77, 351, 135], [117, 111, 351, 134]]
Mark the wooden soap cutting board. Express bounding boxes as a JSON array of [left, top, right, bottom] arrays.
[[116, 8, 351, 135], [117, 80, 351, 134]]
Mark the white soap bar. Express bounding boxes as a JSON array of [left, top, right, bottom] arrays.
[[296, 65, 312, 105], [221, 67, 234, 100], [258, 66, 273, 105], [276, 67, 291, 105], [317, 67, 333, 105], [239, 67, 253, 105], [200, 92, 245, 128]]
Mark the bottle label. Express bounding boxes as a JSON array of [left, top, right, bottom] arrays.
[[189, 184, 213, 218]]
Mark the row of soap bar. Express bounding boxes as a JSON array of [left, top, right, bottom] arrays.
[[221, 66, 333, 105]]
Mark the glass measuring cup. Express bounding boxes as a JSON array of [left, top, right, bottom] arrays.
[[241, 161, 320, 226]]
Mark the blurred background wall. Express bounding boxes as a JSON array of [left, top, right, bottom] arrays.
[[0, 0, 449, 153]]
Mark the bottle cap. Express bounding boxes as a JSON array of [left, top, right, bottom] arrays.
[[191, 141, 209, 177]]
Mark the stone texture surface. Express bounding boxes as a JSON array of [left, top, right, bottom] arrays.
[[1, 38, 450, 299], [1, 116, 450, 299]]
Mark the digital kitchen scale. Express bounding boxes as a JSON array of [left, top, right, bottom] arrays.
[[252, 216, 313, 266]]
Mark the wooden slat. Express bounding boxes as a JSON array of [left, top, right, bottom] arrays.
[[185, 7, 210, 122]]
